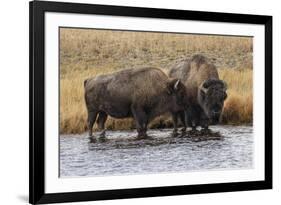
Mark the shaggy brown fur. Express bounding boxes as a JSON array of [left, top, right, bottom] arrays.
[[84, 67, 188, 139], [169, 55, 219, 103], [169, 54, 227, 130]]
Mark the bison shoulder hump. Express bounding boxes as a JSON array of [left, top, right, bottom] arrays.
[[191, 54, 208, 65]]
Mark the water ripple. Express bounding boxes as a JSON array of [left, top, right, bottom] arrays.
[[60, 125, 253, 177]]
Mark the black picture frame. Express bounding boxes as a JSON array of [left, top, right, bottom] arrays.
[[29, 0, 272, 204]]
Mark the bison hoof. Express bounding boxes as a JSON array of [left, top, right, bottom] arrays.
[[100, 130, 106, 138], [180, 127, 187, 133], [201, 128, 212, 135], [137, 134, 149, 140], [172, 130, 179, 137], [98, 136, 107, 142], [89, 136, 97, 143], [190, 129, 197, 134]]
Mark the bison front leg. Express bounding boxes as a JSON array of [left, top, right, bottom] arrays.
[[200, 113, 211, 134], [131, 105, 148, 139], [171, 112, 179, 137], [185, 109, 197, 132], [179, 111, 187, 132]]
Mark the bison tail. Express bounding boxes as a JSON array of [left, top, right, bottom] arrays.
[[84, 79, 88, 87]]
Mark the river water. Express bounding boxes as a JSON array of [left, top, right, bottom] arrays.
[[60, 126, 253, 177]]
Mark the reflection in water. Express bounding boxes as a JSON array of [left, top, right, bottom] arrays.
[[60, 126, 253, 177]]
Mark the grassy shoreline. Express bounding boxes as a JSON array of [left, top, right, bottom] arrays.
[[59, 28, 253, 134]]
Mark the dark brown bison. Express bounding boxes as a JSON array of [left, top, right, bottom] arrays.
[[168, 54, 227, 132], [84, 67, 189, 140]]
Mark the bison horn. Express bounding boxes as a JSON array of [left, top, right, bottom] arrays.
[[201, 86, 208, 94], [174, 79, 180, 90], [200, 82, 208, 93]]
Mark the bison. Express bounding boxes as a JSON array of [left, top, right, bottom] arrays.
[[84, 67, 189, 140], [168, 54, 227, 132]]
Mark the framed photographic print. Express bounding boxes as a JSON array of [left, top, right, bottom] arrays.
[[29, 0, 272, 204]]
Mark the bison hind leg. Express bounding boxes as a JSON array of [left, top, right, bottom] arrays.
[[87, 110, 98, 138], [97, 111, 108, 139]]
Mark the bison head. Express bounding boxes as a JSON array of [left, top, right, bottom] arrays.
[[198, 79, 227, 124], [167, 79, 189, 109]]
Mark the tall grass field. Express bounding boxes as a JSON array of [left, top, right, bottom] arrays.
[[60, 28, 253, 134]]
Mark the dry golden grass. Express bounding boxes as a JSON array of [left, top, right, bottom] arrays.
[[219, 69, 253, 124], [60, 28, 253, 134]]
